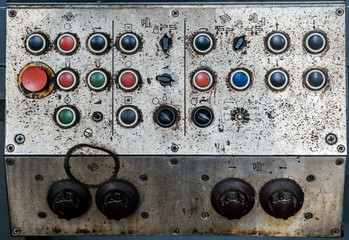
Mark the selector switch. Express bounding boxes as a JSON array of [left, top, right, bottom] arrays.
[[47, 180, 91, 220], [56, 69, 78, 91], [26, 33, 47, 54], [305, 32, 327, 54], [156, 74, 174, 86], [267, 33, 288, 54], [118, 69, 140, 91], [154, 106, 178, 128], [193, 33, 214, 54], [260, 179, 304, 220], [55, 106, 78, 128], [160, 34, 172, 52], [87, 33, 109, 54], [87, 69, 109, 91], [211, 178, 255, 220], [119, 33, 140, 54], [233, 36, 246, 51], [192, 106, 214, 128], [192, 70, 214, 91], [305, 69, 327, 90], [117, 106, 140, 128], [267, 69, 289, 91], [230, 69, 251, 91], [95, 180, 140, 220], [57, 33, 78, 54]]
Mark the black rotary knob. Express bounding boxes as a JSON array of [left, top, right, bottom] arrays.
[[211, 178, 255, 220], [96, 180, 139, 220], [259, 179, 304, 220], [47, 180, 91, 220], [192, 106, 214, 128], [154, 106, 178, 128]]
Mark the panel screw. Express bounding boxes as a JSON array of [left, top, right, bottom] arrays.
[[84, 128, 93, 138], [92, 111, 103, 122], [12, 227, 21, 235], [140, 175, 148, 181], [38, 212, 47, 218], [171, 9, 179, 17], [201, 212, 209, 219], [8, 10, 17, 17], [331, 228, 340, 236], [336, 158, 344, 166], [304, 212, 313, 219], [171, 227, 180, 235], [15, 134, 25, 144], [306, 175, 315, 182], [141, 212, 149, 219], [325, 133, 337, 145], [35, 175, 44, 182], [6, 159, 15, 166], [170, 158, 178, 165], [336, 8, 344, 16], [201, 175, 209, 182], [171, 144, 179, 152], [6, 144, 15, 152], [337, 145, 345, 153]]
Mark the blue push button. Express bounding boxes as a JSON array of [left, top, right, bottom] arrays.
[[230, 70, 251, 90], [267, 70, 289, 91]]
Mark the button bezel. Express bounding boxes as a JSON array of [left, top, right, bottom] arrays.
[[229, 69, 252, 91], [25, 33, 48, 54], [117, 106, 140, 128], [87, 33, 109, 54], [56, 69, 78, 91], [192, 69, 214, 91], [304, 69, 327, 91], [266, 69, 289, 91], [192, 33, 214, 54], [56, 33, 78, 54]]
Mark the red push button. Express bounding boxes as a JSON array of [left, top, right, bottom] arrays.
[[57, 34, 77, 54], [193, 70, 213, 90], [21, 66, 48, 92], [57, 70, 77, 90], [118, 70, 139, 91]]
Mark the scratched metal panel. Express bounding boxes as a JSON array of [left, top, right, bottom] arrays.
[[5, 5, 347, 155], [5, 156, 345, 237]]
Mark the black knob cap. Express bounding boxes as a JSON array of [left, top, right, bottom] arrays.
[[192, 106, 214, 128], [156, 74, 173, 86], [96, 180, 139, 220], [119, 33, 139, 54], [211, 178, 255, 220], [260, 178, 304, 220], [160, 34, 172, 52], [233, 36, 246, 51], [47, 180, 91, 220], [193, 33, 213, 54], [154, 106, 178, 128]]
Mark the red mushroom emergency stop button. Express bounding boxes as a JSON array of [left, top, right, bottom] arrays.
[[21, 66, 48, 92], [57, 33, 78, 54], [57, 70, 78, 91], [192, 70, 214, 91], [118, 69, 140, 91]]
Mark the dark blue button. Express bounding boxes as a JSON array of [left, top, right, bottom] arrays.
[[28, 35, 44, 52], [90, 35, 106, 52], [307, 71, 325, 89], [307, 34, 325, 52], [120, 34, 138, 52], [120, 109, 137, 125], [233, 72, 249, 88], [269, 34, 286, 52], [269, 71, 287, 89], [194, 34, 212, 52]]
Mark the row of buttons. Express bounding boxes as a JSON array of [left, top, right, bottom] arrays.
[[25, 31, 327, 55], [55, 105, 214, 129]]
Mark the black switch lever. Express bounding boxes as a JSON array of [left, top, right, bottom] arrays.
[[156, 74, 173, 86], [233, 36, 246, 51], [160, 34, 172, 52]]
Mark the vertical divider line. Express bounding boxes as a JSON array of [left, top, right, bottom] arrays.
[[184, 19, 187, 136], [112, 20, 115, 136]]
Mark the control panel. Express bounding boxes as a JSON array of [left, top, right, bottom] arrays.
[[4, 3, 347, 237]]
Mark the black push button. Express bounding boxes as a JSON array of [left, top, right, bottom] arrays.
[[192, 106, 214, 128], [88, 33, 108, 54], [118, 107, 139, 128], [305, 70, 326, 90], [267, 70, 289, 91], [26, 33, 46, 54], [305, 32, 326, 53], [267, 33, 288, 53], [119, 33, 139, 54], [193, 33, 213, 54], [160, 34, 172, 52], [155, 106, 177, 128]]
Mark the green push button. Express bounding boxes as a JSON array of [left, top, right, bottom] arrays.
[[90, 72, 106, 88], [58, 108, 75, 126]]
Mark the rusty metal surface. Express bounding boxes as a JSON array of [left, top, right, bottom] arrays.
[[5, 5, 347, 155], [4, 156, 345, 237]]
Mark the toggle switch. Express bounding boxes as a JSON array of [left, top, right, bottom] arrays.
[[160, 34, 172, 52], [156, 74, 173, 86]]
